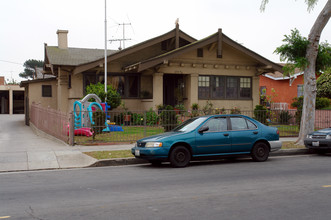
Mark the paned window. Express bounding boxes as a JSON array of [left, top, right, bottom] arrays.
[[297, 85, 304, 97], [42, 85, 52, 97], [198, 76, 251, 100]]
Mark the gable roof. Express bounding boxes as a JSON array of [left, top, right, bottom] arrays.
[[45, 46, 117, 66], [124, 29, 283, 73]]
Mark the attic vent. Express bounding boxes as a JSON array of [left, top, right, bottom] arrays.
[[197, 48, 203, 57]]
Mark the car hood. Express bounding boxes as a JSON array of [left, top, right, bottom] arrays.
[[138, 131, 185, 142], [311, 128, 331, 135]]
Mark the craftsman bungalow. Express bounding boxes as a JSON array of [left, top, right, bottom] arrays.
[[21, 24, 282, 118]]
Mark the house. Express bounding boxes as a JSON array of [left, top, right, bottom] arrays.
[[21, 24, 283, 120], [0, 76, 25, 114], [259, 68, 305, 110]]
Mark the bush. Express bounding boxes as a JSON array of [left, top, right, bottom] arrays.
[[279, 110, 292, 124], [92, 110, 106, 140], [316, 97, 330, 109], [86, 82, 121, 109], [160, 105, 177, 132], [254, 105, 268, 125], [146, 108, 159, 126]]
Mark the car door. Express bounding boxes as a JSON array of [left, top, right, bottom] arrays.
[[195, 117, 231, 155], [229, 116, 259, 153]]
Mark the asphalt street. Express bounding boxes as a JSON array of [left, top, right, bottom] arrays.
[[1, 154, 330, 220]]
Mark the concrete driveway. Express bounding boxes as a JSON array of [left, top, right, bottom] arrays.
[[0, 114, 97, 172]]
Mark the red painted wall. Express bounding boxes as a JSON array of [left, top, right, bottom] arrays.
[[259, 75, 304, 109]]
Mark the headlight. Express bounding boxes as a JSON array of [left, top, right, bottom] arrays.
[[306, 134, 312, 139], [145, 142, 163, 148], [326, 135, 331, 140]]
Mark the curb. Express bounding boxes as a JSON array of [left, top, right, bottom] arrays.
[[88, 148, 310, 167], [89, 158, 148, 167]]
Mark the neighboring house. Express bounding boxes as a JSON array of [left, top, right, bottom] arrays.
[[259, 68, 305, 110], [21, 25, 282, 120], [0, 76, 25, 114]]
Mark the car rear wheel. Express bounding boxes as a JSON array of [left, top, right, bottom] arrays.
[[169, 146, 191, 168], [251, 142, 269, 162]]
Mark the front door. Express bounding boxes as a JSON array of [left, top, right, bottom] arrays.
[[163, 74, 185, 107]]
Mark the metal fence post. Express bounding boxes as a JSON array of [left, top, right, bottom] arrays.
[[144, 111, 147, 137], [69, 112, 75, 146]]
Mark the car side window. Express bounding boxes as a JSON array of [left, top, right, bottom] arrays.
[[230, 117, 248, 130], [204, 117, 228, 132], [246, 119, 257, 129]]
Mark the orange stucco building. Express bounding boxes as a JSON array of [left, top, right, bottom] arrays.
[[259, 71, 304, 110]]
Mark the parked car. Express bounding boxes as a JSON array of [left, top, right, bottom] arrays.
[[131, 114, 281, 167], [304, 128, 331, 154]]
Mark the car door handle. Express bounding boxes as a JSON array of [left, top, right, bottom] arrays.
[[253, 131, 258, 134], [223, 133, 229, 137]]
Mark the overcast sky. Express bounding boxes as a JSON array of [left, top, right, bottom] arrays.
[[0, 0, 330, 82]]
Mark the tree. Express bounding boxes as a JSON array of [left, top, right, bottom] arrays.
[[317, 67, 331, 98], [261, 0, 331, 144], [19, 59, 44, 79], [86, 82, 121, 109]]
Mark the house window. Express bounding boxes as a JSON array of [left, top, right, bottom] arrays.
[[42, 85, 52, 97], [107, 74, 139, 98], [297, 84, 304, 97], [198, 76, 210, 99], [198, 76, 251, 100], [197, 48, 203, 57]]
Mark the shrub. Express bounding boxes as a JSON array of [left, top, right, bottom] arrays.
[[160, 105, 177, 132], [316, 97, 330, 109], [86, 82, 121, 109], [92, 110, 106, 140], [146, 108, 159, 126], [254, 105, 268, 125], [279, 110, 293, 124], [231, 107, 241, 114]]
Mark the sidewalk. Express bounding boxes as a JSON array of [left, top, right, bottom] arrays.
[[0, 115, 307, 173]]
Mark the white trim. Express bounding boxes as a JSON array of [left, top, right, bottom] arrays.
[[263, 72, 304, 81]]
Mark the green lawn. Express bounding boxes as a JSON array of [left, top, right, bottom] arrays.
[[75, 126, 164, 145], [270, 124, 299, 137]]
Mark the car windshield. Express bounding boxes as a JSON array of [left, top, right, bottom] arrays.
[[173, 117, 207, 132]]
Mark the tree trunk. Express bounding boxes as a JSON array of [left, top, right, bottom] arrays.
[[297, 0, 331, 145]]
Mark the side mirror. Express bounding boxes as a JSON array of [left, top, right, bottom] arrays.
[[198, 126, 209, 133]]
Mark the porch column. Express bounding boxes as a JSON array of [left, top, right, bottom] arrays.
[[9, 87, 13, 114], [153, 72, 163, 109], [187, 73, 199, 109], [57, 67, 69, 113]]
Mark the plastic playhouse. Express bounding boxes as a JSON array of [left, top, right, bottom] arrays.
[[72, 94, 123, 136]]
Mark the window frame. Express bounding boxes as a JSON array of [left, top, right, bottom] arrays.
[[198, 75, 252, 100], [42, 85, 52, 97], [83, 72, 141, 99]]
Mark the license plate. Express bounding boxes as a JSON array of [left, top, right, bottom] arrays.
[[135, 149, 140, 156], [312, 141, 319, 147]]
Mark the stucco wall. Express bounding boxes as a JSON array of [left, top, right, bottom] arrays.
[[259, 75, 304, 109], [28, 80, 57, 110]]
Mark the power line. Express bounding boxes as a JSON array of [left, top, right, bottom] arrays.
[[0, 59, 23, 66]]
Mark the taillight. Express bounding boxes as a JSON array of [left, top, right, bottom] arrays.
[[276, 129, 279, 135]]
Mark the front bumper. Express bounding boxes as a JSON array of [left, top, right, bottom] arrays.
[[131, 146, 169, 160], [304, 138, 331, 149], [268, 140, 282, 152]]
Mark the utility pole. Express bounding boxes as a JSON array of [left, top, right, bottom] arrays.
[[104, 0, 107, 98]]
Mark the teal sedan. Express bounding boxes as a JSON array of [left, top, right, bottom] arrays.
[[131, 115, 281, 167]]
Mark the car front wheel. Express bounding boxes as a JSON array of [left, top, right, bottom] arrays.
[[251, 142, 269, 162], [169, 146, 191, 168]]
